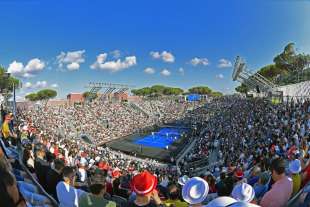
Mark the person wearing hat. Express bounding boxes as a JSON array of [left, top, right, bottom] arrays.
[[178, 175, 190, 186], [127, 170, 163, 207], [289, 159, 302, 195], [79, 170, 116, 207], [231, 183, 256, 204], [205, 196, 241, 207], [260, 158, 293, 207], [182, 177, 209, 206]]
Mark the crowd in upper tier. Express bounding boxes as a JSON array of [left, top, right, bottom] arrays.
[[2, 97, 310, 207], [20, 100, 191, 145]]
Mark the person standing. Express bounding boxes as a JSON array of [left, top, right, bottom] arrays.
[[57, 166, 86, 207], [260, 158, 293, 207], [1, 113, 16, 147]]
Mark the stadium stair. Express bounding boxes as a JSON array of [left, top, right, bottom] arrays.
[[128, 102, 150, 118]]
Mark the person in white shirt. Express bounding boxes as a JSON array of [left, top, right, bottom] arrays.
[[78, 159, 88, 183], [56, 166, 86, 207]]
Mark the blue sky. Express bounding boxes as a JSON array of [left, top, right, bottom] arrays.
[[0, 0, 309, 99]]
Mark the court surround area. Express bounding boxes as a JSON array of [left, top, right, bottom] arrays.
[[106, 125, 191, 162]]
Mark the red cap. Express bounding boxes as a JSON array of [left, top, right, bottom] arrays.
[[234, 169, 244, 179], [131, 170, 157, 195], [112, 169, 121, 178], [98, 161, 108, 170]]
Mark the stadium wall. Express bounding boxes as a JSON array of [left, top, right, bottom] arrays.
[[276, 80, 310, 98]]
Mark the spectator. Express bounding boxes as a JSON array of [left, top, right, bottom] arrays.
[[46, 158, 65, 201], [77, 159, 88, 183], [231, 183, 256, 204], [205, 196, 237, 207], [164, 183, 187, 207], [253, 172, 269, 199], [57, 166, 86, 207], [1, 114, 16, 147], [260, 158, 293, 207], [289, 159, 302, 196], [247, 167, 261, 186], [178, 175, 189, 186], [182, 177, 209, 207], [127, 170, 163, 207], [0, 168, 26, 207], [79, 170, 116, 207], [34, 144, 50, 189]]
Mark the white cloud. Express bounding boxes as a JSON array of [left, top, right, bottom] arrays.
[[190, 57, 209, 66], [91, 53, 137, 72], [24, 82, 32, 89], [110, 50, 121, 59], [56, 50, 85, 71], [34, 81, 48, 88], [216, 74, 224, 79], [150, 51, 161, 59], [51, 83, 59, 88], [179, 67, 184, 75], [161, 51, 175, 63], [8, 61, 24, 76], [23, 81, 58, 89], [90, 53, 108, 69], [218, 58, 232, 68], [144, 67, 155, 74], [8, 58, 45, 78], [160, 69, 171, 76], [150, 51, 175, 63], [67, 62, 80, 71], [25, 58, 45, 73]]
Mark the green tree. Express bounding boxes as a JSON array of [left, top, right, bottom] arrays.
[[36, 89, 57, 100], [83, 91, 98, 101], [150, 85, 166, 95], [25, 89, 57, 106], [210, 91, 223, 97], [188, 86, 212, 95], [273, 42, 310, 72], [257, 64, 285, 80], [0, 66, 21, 93], [163, 87, 183, 95], [235, 84, 249, 94], [25, 93, 39, 101]]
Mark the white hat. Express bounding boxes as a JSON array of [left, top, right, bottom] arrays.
[[226, 202, 260, 207], [205, 196, 237, 207], [22, 125, 28, 131], [289, 159, 301, 174], [178, 175, 190, 186], [182, 177, 209, 205], [80, 158, 87, 166], [231, 183, 255, 203], [95, 156, 101, 162]]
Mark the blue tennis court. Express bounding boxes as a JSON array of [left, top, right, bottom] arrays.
[[134, 127, 188, 149]]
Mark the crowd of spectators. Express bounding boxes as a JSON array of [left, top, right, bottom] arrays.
[[2, 97, 310, 206], [20, 100, 191, 145]]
